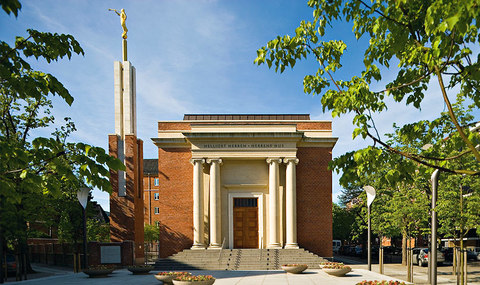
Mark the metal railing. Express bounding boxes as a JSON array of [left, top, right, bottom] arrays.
[[217, 237, 226, 262], [259, 237, 264, 261]]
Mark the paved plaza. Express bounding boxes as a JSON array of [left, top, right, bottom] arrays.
[[7, 261, 480, 284], [7, 264, 409, 285]]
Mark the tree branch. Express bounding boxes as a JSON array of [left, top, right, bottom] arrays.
[[0, 35, 32, 65], [1, 150, 66, 176], [358, 0, 409, 28], [434, 65, 480, 162]]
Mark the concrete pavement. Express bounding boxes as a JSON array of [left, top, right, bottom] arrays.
[[6, 264, 411, 285]]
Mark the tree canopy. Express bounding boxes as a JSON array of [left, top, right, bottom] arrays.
[[0, 0, 123, 279], [255, 0, 480, 176]]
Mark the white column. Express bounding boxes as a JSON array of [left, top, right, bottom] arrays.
[[284, 158, 299, 249], [207, 158, 222, 249], [191, 158, 205, 249], [266, 158, 282, 248]]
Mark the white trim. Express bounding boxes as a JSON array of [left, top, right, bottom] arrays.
[[228, 192, 264, 249]]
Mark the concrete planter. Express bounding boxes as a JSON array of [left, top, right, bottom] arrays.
[[322, 267, 351, 277], [127, 265, 153, 274], [281, 264, 308, 274], [82, 268, 115, 277], [155, 274, 176, 283], [172, 278, 215, 285]]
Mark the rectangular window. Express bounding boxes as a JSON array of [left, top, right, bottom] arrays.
[[154, 207, 159, 214], [155, 221, 160, 227], [154, 178, 159, 186], [154, 193, 159, 200]]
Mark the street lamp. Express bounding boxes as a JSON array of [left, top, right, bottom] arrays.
[[77, 187, 89, 270], [430, 170, 440, 285], [364, 185, 376, 271]]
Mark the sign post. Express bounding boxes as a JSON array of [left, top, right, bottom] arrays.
[[364, 185, 376, 271], [77, 188, 89, 269]]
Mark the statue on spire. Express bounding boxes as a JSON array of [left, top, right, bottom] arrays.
[[109, 8, 128, 39]]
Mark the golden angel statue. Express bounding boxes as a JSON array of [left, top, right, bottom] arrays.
[[109, 8, 128, 39]]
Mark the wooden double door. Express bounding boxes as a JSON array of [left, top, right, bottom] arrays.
[[233, 198, 259, 248]]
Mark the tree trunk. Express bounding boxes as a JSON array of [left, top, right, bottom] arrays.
[[402, 233, 407, 266]]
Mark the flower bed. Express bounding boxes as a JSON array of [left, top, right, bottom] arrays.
[[281, 264, 308, 274], [173, 275, 215, 285], [319, 261, 344, 268], [356, 281, 407, 285], [82, 265, 115, 278], [154, 272, 191, 284], [322, 264, 351, 277], [127, 265, 154, 274]]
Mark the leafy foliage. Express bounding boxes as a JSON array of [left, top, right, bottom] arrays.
[[0, 1, 123, 278], [332, 203, 355, 241], [255, 0, 480, 175], [144, 224, 160, 243]]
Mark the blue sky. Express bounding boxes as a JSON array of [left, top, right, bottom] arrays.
[[1, 0, 468, 211]]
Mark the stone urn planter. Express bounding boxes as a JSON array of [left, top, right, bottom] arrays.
[[82, 265, 115, 277], [127, 265, 154, 274], [322, 265, 351, 277], [281, 264, 308, 274], [172, 275, 215, 285], [154, 272, 191, 284]]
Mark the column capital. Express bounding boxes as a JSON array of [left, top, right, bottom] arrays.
[[206, 158, 223, 165], [283, 157, 299, 165], [190, 158, 205, 165], [266, 158, 282, 164]]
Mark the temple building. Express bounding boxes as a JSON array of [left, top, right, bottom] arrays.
[[140, 114, 337, 258]]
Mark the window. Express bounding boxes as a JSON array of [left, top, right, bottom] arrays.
[[154, 193, 159, 200], [155, 221, 160, 227], [154, 207, 159, 214], [154, 178, 159, 186]]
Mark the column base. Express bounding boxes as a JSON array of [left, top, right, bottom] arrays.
[[207, 244, 222, 250], [284, 243, 299, 249], [191, 244, 206, 250], [267, 243, 282, 249]]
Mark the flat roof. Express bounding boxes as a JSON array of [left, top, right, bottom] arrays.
[[183, 114, 310, 121]]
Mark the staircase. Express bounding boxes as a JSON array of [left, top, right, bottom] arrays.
[[154, 248, 328, 271]]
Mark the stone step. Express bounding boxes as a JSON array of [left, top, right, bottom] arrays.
[[154, 248, 327, 271]]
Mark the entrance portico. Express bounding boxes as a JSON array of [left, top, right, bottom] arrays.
[[152, 115, 337, 253]]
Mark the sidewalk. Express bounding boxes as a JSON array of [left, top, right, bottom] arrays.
[[6, 265, 410, 285]]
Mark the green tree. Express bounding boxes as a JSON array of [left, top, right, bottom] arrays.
[[332, 203, 355, 241], [144, 224, 160, 244], [255, 0, 480, 175], [144, 224, 159, 262], [0, 0, 123, 279]]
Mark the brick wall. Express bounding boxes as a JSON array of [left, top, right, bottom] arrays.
[[296, 147, 333, 257], [109, 134, 145, 262], [144, 175, 160, 225], [297, 122, 331, 130], [157, 147, 193, 257]]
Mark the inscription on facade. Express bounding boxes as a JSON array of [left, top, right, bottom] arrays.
[[202, 143, 285, 149]]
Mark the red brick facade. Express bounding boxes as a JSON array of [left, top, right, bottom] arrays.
[[296, 147, 333, 257], [156, 148, 193, 257], [109, 134, 145, 263]]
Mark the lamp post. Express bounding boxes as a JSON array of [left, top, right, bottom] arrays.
[[430, 170, 439, 285], [77, 188, 89, 270], [364, 185, 376, 271]]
